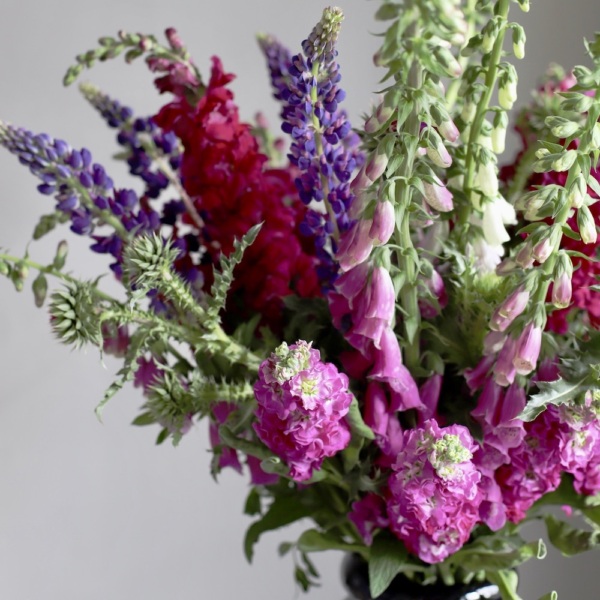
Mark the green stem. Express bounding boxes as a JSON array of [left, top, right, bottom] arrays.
[[462, 0, 511, 223], [445, 0, 481, 111], [506, 143, 538, 203], [394, 50, 423, 371]]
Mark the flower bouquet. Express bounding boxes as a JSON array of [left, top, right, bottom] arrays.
[[1, 1, 599, 599]]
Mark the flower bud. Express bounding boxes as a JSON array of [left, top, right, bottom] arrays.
[[532, 225, 561, 264], [577, 204, 597, 244], [491, 111, 509, 154], [490, 286, 530, 332], [551, 253, 573, 309], [474, 157, 499, 199], [484, 331, 506, 355], [512, 24, 526, 59], [53, 240, 69, 270], [365, 148, 389, 182], [546, 116, 579, 138], [32, 273, 48, 308], [516, 0, 530, 12], [515, 241, 534, 269], [498, 67, 518, 110], [422, 175, 454, 212], [433, 46, 462, 78], [592, 123, 600, 150], [551, 149, 577, 172], [369, 200, 395, 245], [513, 322, 542, 375], [568, 174, 587, 209], [481, 20, 499, 54], [425, 130, 452, 168]]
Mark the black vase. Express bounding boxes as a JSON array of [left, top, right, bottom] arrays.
[[342, 554, 501, 600]]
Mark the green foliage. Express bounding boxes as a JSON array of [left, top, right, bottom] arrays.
[[369, 533, 412, 598], [544, 514, 600, 556], [206, 223, 262, 329], [32, 212, 69, 240]]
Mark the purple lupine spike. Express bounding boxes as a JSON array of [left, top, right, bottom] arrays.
[[257, 34, 293, 109], [0, 120, 160, 275], [261, 7, 364, 289], [79, 83, 181, 199]]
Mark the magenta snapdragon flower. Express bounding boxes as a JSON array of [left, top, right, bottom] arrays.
[[387, 419, 483, 564], [253, 341, 353, 481]]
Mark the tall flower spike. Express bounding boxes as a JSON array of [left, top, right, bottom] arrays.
[[265, 6, 364, 288], [0, 121, 160, 277], [80, 83, 181, 199]]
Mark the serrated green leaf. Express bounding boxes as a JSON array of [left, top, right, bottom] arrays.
[[544, 514, 600, 556], [519, 377, 587, 422]]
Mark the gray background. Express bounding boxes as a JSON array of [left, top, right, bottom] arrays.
[[0, 1, 598, 598]]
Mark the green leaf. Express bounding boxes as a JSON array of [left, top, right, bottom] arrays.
[[346, 397, 375, 440], [244, 495, 314, 562], [243, 488, 261, 516], [131, 412, 156, 426], [544, 514, 600, 556], [32, 212, 69, 240], [519, 377, 587, 422], [375, 3, 400, 21], [296, 529, 367, 555], [486, 570, 523, 600], [537, 592, 558, 600], [206, 223, 262, 328], [452, 539, 546, 572], [369, 532, 409, 599]]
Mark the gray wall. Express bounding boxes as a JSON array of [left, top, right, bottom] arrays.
[[0, 1, 597, 598]]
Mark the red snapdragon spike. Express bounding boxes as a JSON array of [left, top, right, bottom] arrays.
[[153, 56, 321, 331]]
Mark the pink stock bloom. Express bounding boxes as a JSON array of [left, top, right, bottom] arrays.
[[369, 200, 395, 245], [253, 341, 352, 482], [476, 473, 507, 532], [513, 322, 542, 375], [349, 494, 389, 545], [422, 176, 454, 212], [489, 287, 530, 332], [387, 420, 483, 564], [336, 219, 374, 271]]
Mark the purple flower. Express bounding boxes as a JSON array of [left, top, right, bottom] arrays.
[[387, 419, 483, 563], [349, 493, 389, 545], [513, 322, 542, 375], [260, 7, 364, 287], [253, 341, 352, 482]]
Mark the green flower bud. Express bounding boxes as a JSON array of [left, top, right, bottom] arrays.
[[515, 0, 530, 12], [492, 111, 509, 154], [433, 46, 462, 78], [546, 116, 580, 139], [577, 204, 597, 244], [32, 273, 48, 308], [53, 240, 69, 270], [551, 149, 577, 172], [498, 67, 518, 110], [568, 174, 587, 209], [512, 24, 526, 59], [481, 20, 499, 55]]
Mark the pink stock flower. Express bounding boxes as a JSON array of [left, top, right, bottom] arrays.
[[387, 419, 483, 563], [253, 341, 352, 482]]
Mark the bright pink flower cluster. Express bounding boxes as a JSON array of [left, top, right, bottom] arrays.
[[387, 419, 483, 564], [497, 393, 600, 522], [153, 57, 321, 330], [253, 341, 353, 481]]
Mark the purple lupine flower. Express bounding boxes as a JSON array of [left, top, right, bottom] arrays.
[[253, 340, 352, 482], [0, 121, 160, 275], [387, 419, 483, 564], [260, 7, 364, 287], [80, 84, 181, 198]]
